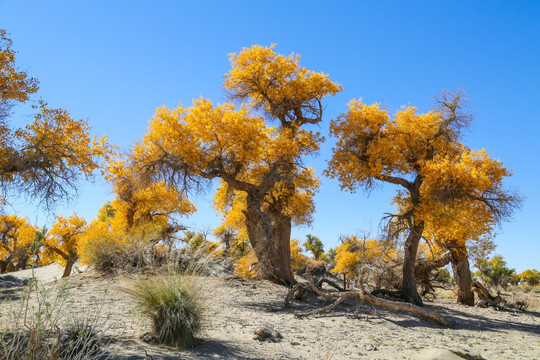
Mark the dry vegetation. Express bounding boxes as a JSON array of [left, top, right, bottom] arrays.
[[1, 267, 539, 360]]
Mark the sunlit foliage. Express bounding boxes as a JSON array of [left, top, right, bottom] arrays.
[[475, 254, 517, 290], [44, 214, 87, 277], [213, 225, 249, 258], [234, 250, 258, 279], [326, 91, 519, 305], [0, 29, 111, 209], [303, 234, 324, 260], [135, 45, 341, 285], [0, 214, 36, 273], [332, 236, 401, 289], [106, 158, 195, 243], [519, 269, 540, 286]]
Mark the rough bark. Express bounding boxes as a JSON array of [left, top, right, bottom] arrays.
[[244, 197, 296, 286], [450, 249, 474, 306], [401, 221, 425, 306], [62, 253, 78, 278]]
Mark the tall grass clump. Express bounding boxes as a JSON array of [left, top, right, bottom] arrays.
[[126, 268, 207, 349]]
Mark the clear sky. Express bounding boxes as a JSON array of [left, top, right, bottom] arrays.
[[1, 0, 538, 272]]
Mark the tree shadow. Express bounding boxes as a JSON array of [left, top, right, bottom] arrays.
[[0, 275, 27, 301], [434, 304, 540, 334], [257, 288, 540, 336], [0, 275, 28, 289], [101, 336, 262, 360]]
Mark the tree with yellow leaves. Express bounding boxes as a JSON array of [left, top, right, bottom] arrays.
[[0, 215, 36, 273], [0, 29, 110, 209], [327, 91, 520, 305], [332, 235, 401, 290], [136, 45, 341, 285], [106, 156, 195, 244], [44, 214, 87, 278]]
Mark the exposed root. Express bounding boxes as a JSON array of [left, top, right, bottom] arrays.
[[292, 269, 450, 327]]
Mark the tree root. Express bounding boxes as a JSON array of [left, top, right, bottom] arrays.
[[291, 270, 450, 327]]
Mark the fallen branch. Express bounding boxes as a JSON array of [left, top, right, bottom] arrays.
[[284, 283, 310, 308], [472, 281, 505, 308], [294, 269, 449, 327], [318, 278, 345, 292]]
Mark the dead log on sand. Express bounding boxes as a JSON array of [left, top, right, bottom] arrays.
[[288, 270, 449, 327]]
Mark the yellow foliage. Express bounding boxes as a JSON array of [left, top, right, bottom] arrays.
[[0, 30, 112, 207], [290, 238, 305, 272], [0, 29, 38, 105], [0, 214, 36, 271], [224, 44, 342, 121], [332, 236, 400, 280], [45, 214, 87, 266], [331, 236, 361, 278], [106, 158, 195, 242], [133, 45, 340, 283], [234, 250, 258, 279], [327, 95, 516, 264]]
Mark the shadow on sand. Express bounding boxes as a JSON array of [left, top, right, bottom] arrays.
[[101, 336, 264, 360]]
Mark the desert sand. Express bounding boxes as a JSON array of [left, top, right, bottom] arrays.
[[1, 266, 539, 359]]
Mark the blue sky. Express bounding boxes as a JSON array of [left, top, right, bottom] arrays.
[[1, 1, 538, 272]]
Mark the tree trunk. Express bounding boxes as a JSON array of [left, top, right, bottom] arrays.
[[0, 260, 7, 274], [17, 256, 28, 270], [450, 249, 474, 306], [401, 221, 424, 306], [62, 253, 78, 278], [244, 198, 296, 286]]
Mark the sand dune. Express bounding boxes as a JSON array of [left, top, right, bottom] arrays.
[[1, 267, 539, 359]]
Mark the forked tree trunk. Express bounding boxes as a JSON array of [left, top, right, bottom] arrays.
[[401, 221, 425, 306], [244, 199, 296, 286], [450, 249, 474, 306]]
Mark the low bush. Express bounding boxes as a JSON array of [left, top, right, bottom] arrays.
[[83, 234, 165, 274], [126, 271, 207, 349]]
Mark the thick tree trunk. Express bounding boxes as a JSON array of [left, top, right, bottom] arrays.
[[401, 221, 424, 306], [244, 200, 296, 286], [62, 253, 78, 278], [450, 249, 474, 306], [0, 260, 7, 274]]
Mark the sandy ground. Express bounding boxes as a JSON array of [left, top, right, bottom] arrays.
[[1, 266, 539, 359], [0, 263, 87, 288]]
